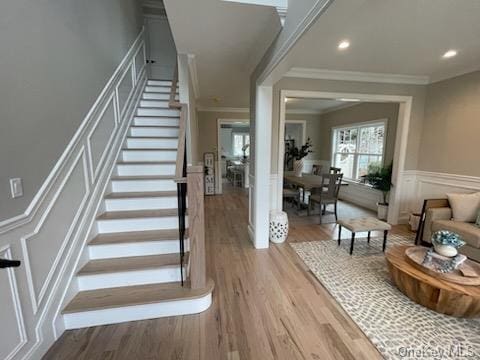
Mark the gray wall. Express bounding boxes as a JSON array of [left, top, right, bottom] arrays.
[[319, 102, 399, 164], [418, 71, 480, 176], [0, 0, 142, 221]]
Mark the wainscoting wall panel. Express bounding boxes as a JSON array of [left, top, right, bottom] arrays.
[[0, 28, 147, 360], [399, 170, 480, 222]]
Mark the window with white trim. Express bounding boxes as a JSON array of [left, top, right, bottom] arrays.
[[332, 121, 386, 180], [233, 133, 250, 157]]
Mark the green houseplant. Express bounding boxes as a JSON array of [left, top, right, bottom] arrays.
[[286, 138, 313, 177], [364, 163, 393, 220]]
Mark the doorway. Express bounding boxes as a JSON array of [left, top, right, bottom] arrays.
[[278, 90, 413, 225], [144, 15, 177, 79], [216, 119, 250, 194]]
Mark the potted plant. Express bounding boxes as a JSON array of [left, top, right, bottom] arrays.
[[286, 138, 313, 177], [364, 163, 393, 220]]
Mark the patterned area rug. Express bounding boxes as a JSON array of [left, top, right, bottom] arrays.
[[291, 234, 480, 359]]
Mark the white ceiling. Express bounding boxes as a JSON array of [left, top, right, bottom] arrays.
[[286, 98, 358, 114], [285, 0, 480, 83], [164, 0, 280, 107]]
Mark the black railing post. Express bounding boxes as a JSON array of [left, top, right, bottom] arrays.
[[176, 140, 188, 286]]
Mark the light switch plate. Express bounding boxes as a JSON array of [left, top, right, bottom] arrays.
[[10, 178, 23, 198]]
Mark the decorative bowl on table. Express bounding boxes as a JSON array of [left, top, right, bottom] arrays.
[[431, 230, 466, 257]]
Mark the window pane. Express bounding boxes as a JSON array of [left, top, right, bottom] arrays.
[[334, 153, 355, 179], [358, 125, 384, 154], [356, 155, 382, 179], [233, 134, 243, 156], [336, 128, 358, 153]]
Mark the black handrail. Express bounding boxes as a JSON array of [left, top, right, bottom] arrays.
[[177, 140, 187, 286], [0, 259, 21, 268]]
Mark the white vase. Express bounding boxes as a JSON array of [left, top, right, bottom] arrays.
[[377, 203, 388, 220], [293, 159, 304, 177], [269, 211, 289, 243], [434, 244, 458, 257]]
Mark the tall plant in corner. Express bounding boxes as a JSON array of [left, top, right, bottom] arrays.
[[364, 163, 393, 220], [286, 138, 313, 177]]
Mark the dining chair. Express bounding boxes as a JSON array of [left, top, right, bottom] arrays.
[[308, 173, 343, 224], [329, 166, 342, 174]]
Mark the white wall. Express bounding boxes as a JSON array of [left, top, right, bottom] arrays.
[[0, 24, 146, 360], [0, 0, 142, 222]]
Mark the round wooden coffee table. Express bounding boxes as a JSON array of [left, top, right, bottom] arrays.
[[385, 245, 480, 318]]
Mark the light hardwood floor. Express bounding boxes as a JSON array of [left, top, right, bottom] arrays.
[[44, 185, 412, 359]]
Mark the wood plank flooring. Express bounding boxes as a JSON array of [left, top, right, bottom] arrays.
[[43, 185, 412, 359]]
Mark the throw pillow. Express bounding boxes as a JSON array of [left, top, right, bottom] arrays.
[[446, 192, 480, 222]]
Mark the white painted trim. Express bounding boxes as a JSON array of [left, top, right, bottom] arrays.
[[0, 245, 28, 360], [257, 0, 333, 85], [197, 106, 250, 113], [0, 27, 146, 233], [277, 89, 413, 225], [252, 86, 272, 248], [285, 68, 430, 85], [187, 54, 200, 100], [21, 149, 90, 315], [216, 118, 250, 194], [0, 29, 147, 360]]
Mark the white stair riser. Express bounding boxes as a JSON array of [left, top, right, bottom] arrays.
[[122, 150, 177, 162], [126, 138, 178, 149], [63, 293, 212, 330], [140, 100, 169, 108], [145, 85, 177, 93], [77, 266, 184, 291], [104, 196, 178, 211], [130, 127, 179, 137], [116, 163, 176, 176], [137, 108, 179, 117], [133, 117, 179, 127], [96, 216, 183, 233], [111, 179, 177, 192], [88, 239, 189, 259], [142, 92, 178, 101], [147, 80, 173, 86]]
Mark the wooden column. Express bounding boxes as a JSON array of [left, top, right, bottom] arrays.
[[187, 165, 206, 289]]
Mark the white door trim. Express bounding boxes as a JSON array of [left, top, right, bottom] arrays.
[[278, 90, 413, 224], [216, 118, 250, 194]]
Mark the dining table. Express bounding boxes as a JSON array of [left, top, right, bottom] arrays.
[[283, 172, 348, 204]]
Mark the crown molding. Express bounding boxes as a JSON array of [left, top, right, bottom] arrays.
[[197, 106, 250, 113], [285, 67, 430, 85], [285, 109, 321, 115]]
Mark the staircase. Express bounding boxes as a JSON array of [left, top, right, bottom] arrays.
[[62, 79, 213, 330]]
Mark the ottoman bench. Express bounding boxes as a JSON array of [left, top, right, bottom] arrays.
[[337, 218, 392, 255]]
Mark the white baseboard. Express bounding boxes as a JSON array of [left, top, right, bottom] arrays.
[[0, 28, 148, 360]]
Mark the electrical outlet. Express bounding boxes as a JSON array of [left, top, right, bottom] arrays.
[[10, 178, 23, 198]]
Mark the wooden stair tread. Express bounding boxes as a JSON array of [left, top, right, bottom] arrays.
[[62, 278, 214, 314], [89, 229, 188, 245], [105, 191, 177, 199], [78, 253, 186, 276], [134, 115, 180, 119], [130, 125, 179, 129], [116, 160, 176, 165], [97, 208, 179, 220], [127, 136, 178, 139], [139, 106, 180, 110], [122, 148, 178, 151], [110, 175, 175, 181]]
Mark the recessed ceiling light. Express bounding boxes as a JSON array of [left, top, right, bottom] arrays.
[[338, 98, 360, 102], [284, 97, 289, 103], [442, 50, 457, 58], [338, 40, 350, 50]]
